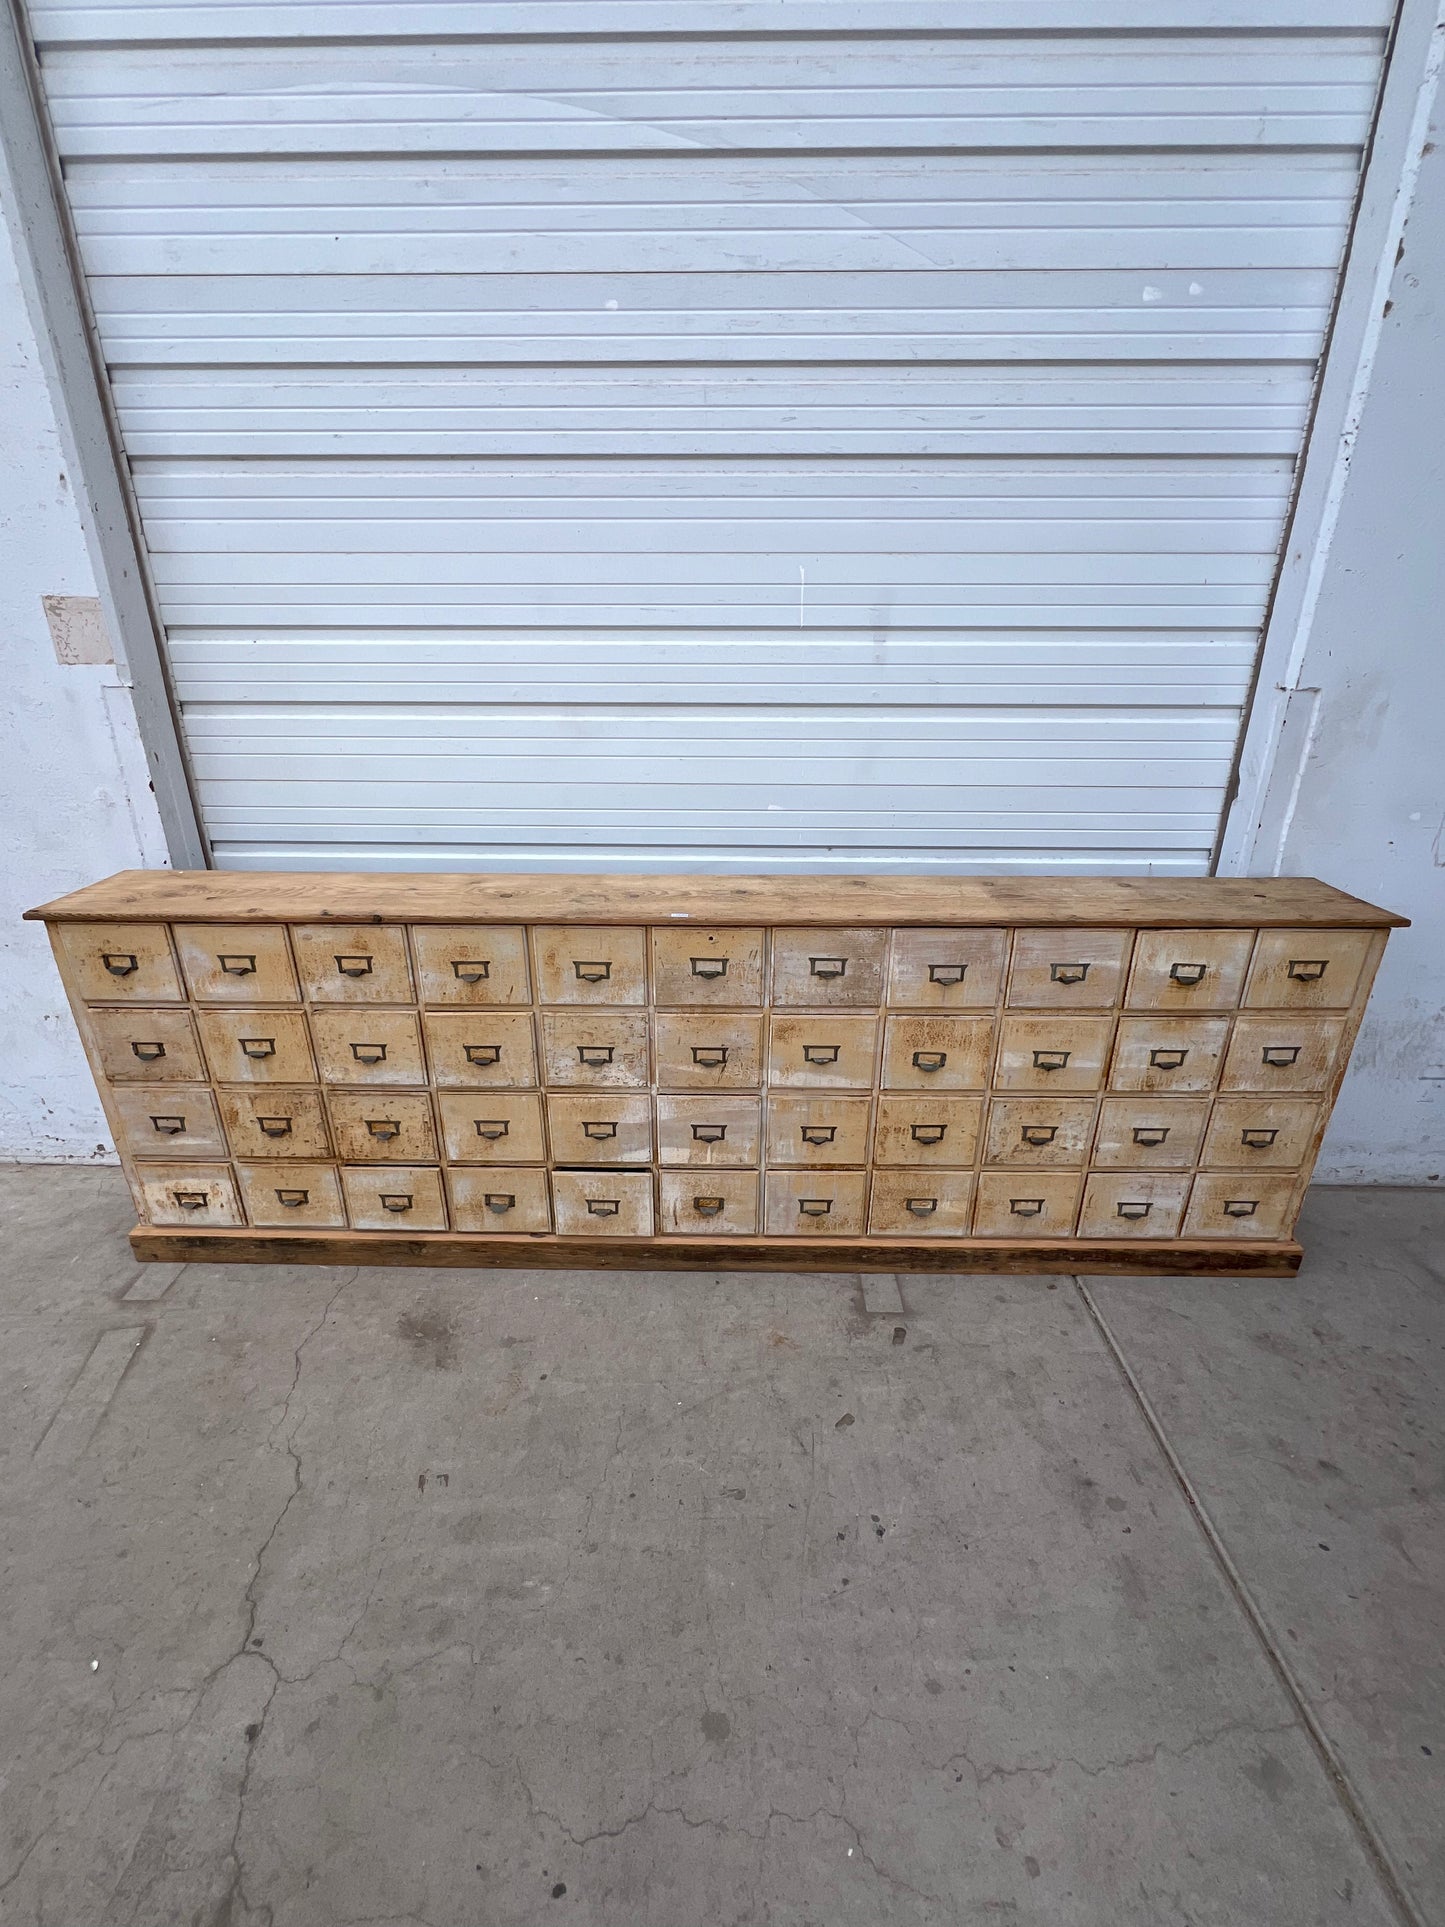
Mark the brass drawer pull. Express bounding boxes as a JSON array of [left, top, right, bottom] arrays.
[[485, 1192, 515, 1213], [927, 962, 967, 985], [1009, 1198, 1045, 1217], [905, 1197, 938, 1216], [1132, 1125, 1169, 1147], [690, 957, 728, 979], [1223, 1198, 1259, 1218], [335, 954, 373, 978], [912, 1050, 947, 1073], [574, 960, 611, 982], [1287, 959, 1328, 982], [802, 1044, 840, 1065], [275, 1188, 309, 1209], [350, 1041, 387, 1064], [1032, 1049, 1070, 1071], [239, 1037, 276, 1059], [800, 1124, 836, 1145], [1050, 962, 1090, 985], [130, 1040, 166, 1061], [586, 1199, 620, 1217], [102, 952, 139, 976], [577, 1045, 615, 1067], [582, 1121, 618, 1140], [451, 959, 490, 982], [1261, 1045, 1301, 1067], [693, 1196, 726, 1216], [172, 1190, 210, 1211], [150, 1114, 186, 1134], [809, 957, 847, 979], [798, 1198, 832, 1217], [910, 1123, 946, 1144], [1020, 1124, 1057, 1146], [1169, 962, 1208, 985], [1240, 1128, 1279, 1149], [257, 1115, 292, 1137], [217, 953, 256, 976], [1116, 1200, 1153, 1221], [1148, 1048, 1189, 1070], [691, 1045, 729, 1067], [464, 1044, 501, 1066], [474, 1119, 510, 1140], [691, 1122, 727, 1142], [365, 1118, 401, 1140], [379, 1193, 414, 1214]]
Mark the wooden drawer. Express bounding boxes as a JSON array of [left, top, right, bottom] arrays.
[[551, 1169, 653, 1237], [173, 923, 299, 1004], [655, 1095, 761, 1167], [54, 921, 182, 1003], [886, 928, 1006, 1009], [216, 1086, 331, 1161], [770, 927, 887, 1007], [1183, 1173, 1297, 1240], [763, 1171, 867, 1236], [197, 1008, 315, 1085], [437, 1090, 546, 1165], [765, 1095, 871, 1166], [236, 1161, 345, 1229], [410, 925, 530, 1006], [993, 1016, 1112, 1093], [651, 926, 764, 1006], [881, 1015, 992, 1091], [983, 1096, 1095, 1167], [1006, 929, 1130, 1009], [326, 1089, 438, 1163], [448, 1166, 552, 1234], [310, 1009, 427, 1086], [871, 1096, 981, 1168], [868, 1170, 975, 1237], [659, 1170, 759, 1235], [973, 1170, 1082, 1237], [1220, 1017, 1345, 1094], [539, 1011, 649, 1088], [534, 925, 646, 1005], [1079, 1173, 1189, 1239], [545, 1093, 653, 1165], [422, 1011, 537, 1088], [1091, 1097, 1210, 1170], [1108, 1016, 1230, 1094], [1125, 929, 1254, 1012], [110, 1084, 226, 1158], [134, 1162, 243, 1227], [1243, 929, 1374, 1010], [341, 1165, 448, 1232], [654, 1011, 763, 1090], [291, 924, 414, 1004], [1200, 1098, 1323, 1170], [89, 1007, 205, 1084], [767, 1015, 876, 1090]]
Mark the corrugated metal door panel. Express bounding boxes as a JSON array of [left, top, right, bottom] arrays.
[[25, 3, 1394, 873]]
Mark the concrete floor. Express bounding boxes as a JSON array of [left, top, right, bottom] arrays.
[[0, 1168, 1439, 1927]]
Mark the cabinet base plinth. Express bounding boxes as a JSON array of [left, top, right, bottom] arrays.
[[129, 1225, 1302, 1276]]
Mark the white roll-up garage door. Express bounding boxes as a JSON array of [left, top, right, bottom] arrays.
[[27, 1, 1394, 872]]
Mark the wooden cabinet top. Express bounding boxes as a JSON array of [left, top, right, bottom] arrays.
[[26, 869, 1408, 929]]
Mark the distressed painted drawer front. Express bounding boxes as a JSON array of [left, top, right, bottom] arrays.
[[216, 1086, 332, 1161], [410, 925, 530, 1006], [551, 1170, 653, 1237], [973, 1170, 1082, 1238], [197, 1009, 315, 1085], [1090, 1098, 1210, 1170], [326, 1090, 438, 1164], [1220, 1018, 1345, 1094], [534, 926, 646, 1006], [1200, 1099, 1324, 1171], [868, 1170, 975, 1238], [174, 924, 299, 1004], [1007, 929, 1130, 1009], [1108, 1017, 1230, 1095], [342, 1164, 448, 1232], [1183, 1174, 1298, 1240], [767, 1015, 876, 1090], [765, 1095, 871, 1168], [292, 924, 413, 1005], [111, 1084, 227, 1159], [654, 1012, 764, 1091], [449, 1167, 552, 1234], [770, 929, 887, 1008], [886, 929, 1007, 1010], [545, 1093, 653, 1166], [90, 1007, 206, 1084], [1243, 930, 1374, 1011], [1125, 930, 1254, 1012], [659, 1170, 759, 1236], [763, 1171, 867, 1237], [56, 922, 183, 1004], [134, 1162, 243, 1227], [983, 1097, 1096, 1168], [437, 1091, 546, 1166], [310, 1009, 427, 1087], [540, 1012, 650, 1089], [422, 1011, 537, 1089], [993, 1017, 1112, 1094], [237, 1162, 346, 1229], [651, 927, 764, 1007], [871, 1096, 981, 1169], [655, 1095, 761, 1167], [1079, 1173, 1190, 1240], [880, 1015, 992, 1092]]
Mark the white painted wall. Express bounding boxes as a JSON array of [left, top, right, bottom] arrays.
[[0, 184, 168, 1161]]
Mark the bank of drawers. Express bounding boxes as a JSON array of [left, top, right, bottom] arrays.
[[63, 919, 1376, 1242]]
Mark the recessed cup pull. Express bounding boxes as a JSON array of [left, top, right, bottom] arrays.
[[912, 1050, 947, 1072], [1131, 1125, 1169, 1146], [365, 1118, 401, 1140], [172, 1190, 209, 1211], [1009, 1198, 1045, 1217], [927, 962, 967, 985], [350, 1041, 387, 1064], [379, 1193, 414, 1214], [1050, 962, 1090, 985], [1116, 1200, 1153, 1221], [130, 1040, 166, 1061], [692, 1196, 726, 1216], [450, 959, 491, 982], [240, 1037, 276, 1059], [1287, 959, 1329, 982], [149, 1115, 186, 1135], [586, 1199, 620, 1217], [798, 1198, 833, 1217], [1032, 1049, 1070, 1071], [582, 1121, 619, 1140], [334, 954, 373, 978], [1169, 961, 1208, 985], [905, 1197, 938, 1216], [809, 957, 847, 979], [691, 1045, 729, 1067], [690, 957, 728, 979], [577, 1045, 615, 1067], [275, 1188, 309, 1208], [691, 1123, 727, 1142], [473, 1119, 510, 1140], [102, 952, 139, 976], [574, 960, 612, 983], [1020, 1124, 1057, 1146], [1223, 1198, 1259, 1218], [1261, 1045, 1301, 1067], [217, 954, 257, 976], [910, 1123, 947, 1144], [256, 1115, 292, 1138], [464, 1044, 501, 1066], [801, 1044, 840, 1065], [800, 1124, 836, 1145], [1240, 1127, 1279, 1149], [1148, 1047, 1189, 1070], [485, 1193, 515, 1214]]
